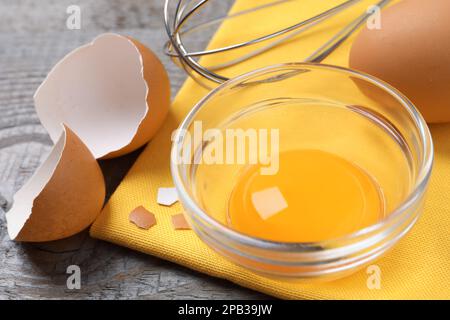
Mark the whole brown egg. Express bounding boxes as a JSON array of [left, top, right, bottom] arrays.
[[349, 0, 450, 123]]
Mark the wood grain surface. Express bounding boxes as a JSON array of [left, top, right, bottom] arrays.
[[0, 0, 267, 299]]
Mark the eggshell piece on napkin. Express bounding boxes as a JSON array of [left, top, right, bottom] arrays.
[[6, 125, 105, 242], [349, 0, 450, 123], [34, 33, 170, 159], [171, 214, 191, 230], [129, 206, 156, 230], [157, 187, 178, 206]]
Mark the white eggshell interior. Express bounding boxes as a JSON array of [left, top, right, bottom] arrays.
[[6, 131, 65, 239], [157, 187, 179, 206], [34, 33, 148, 158]]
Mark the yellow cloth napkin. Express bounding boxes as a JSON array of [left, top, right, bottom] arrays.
[[91, 0, 450, 299]]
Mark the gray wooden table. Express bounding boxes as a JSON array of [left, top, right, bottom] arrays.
[[0, 0, 266, 299]]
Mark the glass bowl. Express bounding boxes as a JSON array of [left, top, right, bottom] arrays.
[[171, 63, 433, 281]]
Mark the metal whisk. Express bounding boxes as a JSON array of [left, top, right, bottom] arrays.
[[164, 0, 391, 86]]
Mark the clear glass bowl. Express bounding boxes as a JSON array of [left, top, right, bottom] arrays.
[[171, 63, 433, 281]]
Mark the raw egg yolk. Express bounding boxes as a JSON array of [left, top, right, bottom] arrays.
[[228, 149, 385, 242]]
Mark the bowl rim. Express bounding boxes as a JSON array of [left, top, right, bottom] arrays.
[[170, 62, 434, 250]]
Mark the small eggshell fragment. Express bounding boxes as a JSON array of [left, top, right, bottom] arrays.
[[349, 0, 450, 123], [34, 33, 170, 159], [129, 206, 156, 230], [171, 214, 191, 230], [157, 187, 178, 206], [6, 125, 105, 242], [251, 187, 288, 220]]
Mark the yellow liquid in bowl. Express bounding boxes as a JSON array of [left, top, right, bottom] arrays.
[[192, 99, 411, 244], [228, 149, 385, 242]]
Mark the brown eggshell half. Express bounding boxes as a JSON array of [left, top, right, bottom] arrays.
[[34, 33, 170, 159], [349, 0, 450, 123], [6, 125, 105, 242]]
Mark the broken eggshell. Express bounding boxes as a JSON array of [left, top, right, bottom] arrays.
[[34, 33, 170, 159], [6, 125, 105, 242], [157, 187, 178, 206]]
